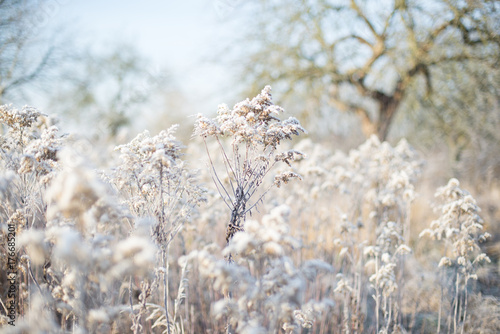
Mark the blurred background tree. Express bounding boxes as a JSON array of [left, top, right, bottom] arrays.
[[236, 0, 499, 138], [229, 0, 499, 184], [401, 56, 500, 186], [48, 44, 169, 139], [0, 0, 64, 104], [0, 0, 172, 140]]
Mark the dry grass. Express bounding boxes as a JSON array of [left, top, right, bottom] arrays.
[[0, 93, 499, 334]]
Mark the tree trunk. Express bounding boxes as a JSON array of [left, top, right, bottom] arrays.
[[373, 83, 404, 141], [376, 99, 400, 141]]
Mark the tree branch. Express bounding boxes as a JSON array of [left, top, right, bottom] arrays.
[[350, 0, 380, 39], [3, 46, 55, 96]]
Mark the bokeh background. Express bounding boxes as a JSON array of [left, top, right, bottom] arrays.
[[2, 0, 499, 186], [1, 1, 499, 332]]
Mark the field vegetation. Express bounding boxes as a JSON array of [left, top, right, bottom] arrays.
[[0, 0, 499, 333], [0, 87, 498, 333]]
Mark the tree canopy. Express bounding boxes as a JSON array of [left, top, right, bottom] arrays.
[[238, 0, 500, 141]]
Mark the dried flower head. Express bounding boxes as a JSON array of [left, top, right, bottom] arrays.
[[193, 86, 306, 244]]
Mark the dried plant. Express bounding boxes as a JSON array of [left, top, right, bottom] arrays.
[[193, 86, 306, 333], [420, 178, 491, 334], [110, 126, 206, 245], [194, 85, 305, 246], [186, 205, 333, 333], [0, 98, 498, 334], [108, 126, 206, 334]]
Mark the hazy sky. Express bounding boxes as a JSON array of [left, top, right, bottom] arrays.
[[44, 0, 248, 117]]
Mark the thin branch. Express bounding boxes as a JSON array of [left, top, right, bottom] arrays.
[[233, 143, 242, 185], [203, 139, 233, 209], [350, 0, 380, 39], [3, 46, 55, 96], [217, 139, 237, 196], [208, 170, 232, 210], [27, 259, 43, 295], [243, 183, 275, 216], [216, 137, 239, 192], [243, 159, 277, 201]]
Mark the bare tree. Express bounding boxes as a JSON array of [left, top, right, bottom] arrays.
[[0, 0, 64, 103], [237, 0, 499, 140], [49, 44, 169, 138]]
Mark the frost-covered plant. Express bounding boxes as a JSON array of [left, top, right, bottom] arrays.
[[193, 86, 307, 333], [2, 99, 498, 334], [365, 221, 411, 333], [0, 140, 156, 333], [186, 205, 333, 333], [330, 136, 420, 332], [108, 126, 206, 334], [332, 214, 367, 333], [0, 105, 46, 148], [0, 105, 64, 329], [17, 125, 62, 183], [0, 104, 200, 333], [111, 126, 205, 245], [286, 136, 421, 253], [0, 105, 61, 184], [337, 136, 421, 240], [0, 105, 62, 219], [194, 85, 306, 245], [420, 178, 491, 334], [277, 136, 423, 333], [23, 147, 157, 333]]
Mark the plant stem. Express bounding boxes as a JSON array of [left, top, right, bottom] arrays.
[[453, 271, 459, 334], [461, 278, 468, 334], [164, 247, 172, 334], [375, 253, 380, 332]]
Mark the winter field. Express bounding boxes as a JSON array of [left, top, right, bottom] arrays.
[[0, 86, 498, 334]]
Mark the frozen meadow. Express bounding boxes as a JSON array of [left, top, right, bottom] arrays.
[[0, 87, 498, 334]]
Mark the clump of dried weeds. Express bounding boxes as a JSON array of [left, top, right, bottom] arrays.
[[0, 91, 497, 334]]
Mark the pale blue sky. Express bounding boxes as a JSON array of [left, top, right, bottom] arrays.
[[45, 0, 248, 118]]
